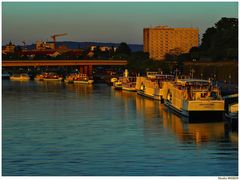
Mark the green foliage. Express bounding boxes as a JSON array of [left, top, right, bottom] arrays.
[[200, 17, 238, 60], [126, 51, 171, 74], [116, 42, 131, 55]]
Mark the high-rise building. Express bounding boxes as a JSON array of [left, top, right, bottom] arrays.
[[144, 26, 199, 60]]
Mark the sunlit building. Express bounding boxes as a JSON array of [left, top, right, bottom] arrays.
[[144, 26, 199, 60], [36, 41, 54, 50]]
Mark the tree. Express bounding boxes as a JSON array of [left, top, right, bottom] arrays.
[[189, 46, 201, 60], [200, 17, 238, 60], [200, 27, 217, 52], [164, 48, 183, 61], [116, 42, 131, 55]]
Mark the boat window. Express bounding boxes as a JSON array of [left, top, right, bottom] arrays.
[[210, 91, 218, 99]]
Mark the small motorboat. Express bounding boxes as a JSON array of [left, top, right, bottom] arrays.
[[10, 73, 30, 81]]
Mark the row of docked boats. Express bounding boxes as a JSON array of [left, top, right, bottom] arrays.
[[111, 70, 238, 123], [8, 72, 94, 84]]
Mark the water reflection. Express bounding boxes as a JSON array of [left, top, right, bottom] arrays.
[[135, 96, 162, 124], [112, 87, 137, 99], [163, 108, 230, 145], [65, 83, 93, 96], [135, 96, 167, 137], [35, 80, 63, 88]]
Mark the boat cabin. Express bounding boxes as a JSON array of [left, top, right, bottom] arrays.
[[174, 79, 222, 100]]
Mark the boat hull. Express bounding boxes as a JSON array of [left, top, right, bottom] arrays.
[[113, 82, 122, 90], [10, 77, 30, 81], [165, 100, 224, 122], [137, 90, 163, 102], [73, 80, 94, 84], [43, 78, 63, 81], [122, 87, 136, 92]]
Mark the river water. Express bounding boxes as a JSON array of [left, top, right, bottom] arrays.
[[2, 80, 238, 176]]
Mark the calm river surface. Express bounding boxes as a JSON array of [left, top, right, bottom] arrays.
[[2, 80, 238, 176]]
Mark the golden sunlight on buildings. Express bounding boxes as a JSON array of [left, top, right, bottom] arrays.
[[144, 26, 199, 60]]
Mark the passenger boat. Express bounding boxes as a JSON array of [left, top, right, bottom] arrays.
[[65, 73, 94, 84], [38, 72, 63, 81], [113, 78, 123, 90], [163, 78, 225, 120], [122, 77, 137, 92], [109, 77, 118, 86], [225, 103, 238, 120], [223, 94, 238, 129], [136, 72, 174, 102], [34, 74, 44, 81], [10, 73, 30, 81], [113, 69, 130, 90]]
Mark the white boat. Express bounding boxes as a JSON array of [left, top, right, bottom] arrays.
[[225, 103, 238, 119], [10, 73, 30, 81], [136, 73, 174, 102], [35, 72, 63, 81], [225, 103, 238, 129], [109, 77, 118, 86], [34, 74, 44, 81], [113, 79, 123, 90], [113, 69, 129, 90], [122, 77, 137, 92], [163, 78, 225, 120], [65, 73, 94, 84]]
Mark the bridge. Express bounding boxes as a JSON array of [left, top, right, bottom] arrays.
[[2, 60, 128, 75]]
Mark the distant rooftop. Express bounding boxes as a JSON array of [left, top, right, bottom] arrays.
[[146, 25, 198, 30]]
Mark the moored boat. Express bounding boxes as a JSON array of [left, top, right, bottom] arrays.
[[113, 78, 123, 90], [10, 73, 30, 81], [109, 77, 118, 86], [122, 77, 137, 92], [223, 94, 238, 130], [65, 73, 94, 84], [43, 72, 63, 81], [163, 78, 225, 121], [34, 74, 44, 81], [136, 72, 174, 102], [39, 72, 63, 81], [113, 69, 130, 90]]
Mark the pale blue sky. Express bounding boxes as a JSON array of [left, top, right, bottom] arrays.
[[2, 2, 238, 45]]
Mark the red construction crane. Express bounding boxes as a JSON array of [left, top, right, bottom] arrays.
[[51, 33, 67, 49]]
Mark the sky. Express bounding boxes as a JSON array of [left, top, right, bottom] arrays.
[[2, 2, 238, 45]]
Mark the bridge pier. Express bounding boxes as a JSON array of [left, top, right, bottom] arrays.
[[88, 65, 93, 77], [79, 65, 93, 76], [79, 66, 84, 74]]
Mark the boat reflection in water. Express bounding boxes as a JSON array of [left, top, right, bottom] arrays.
[[65, 83, 93, 97], [135, 95, 163, 130], [163, 108, 228, 145]]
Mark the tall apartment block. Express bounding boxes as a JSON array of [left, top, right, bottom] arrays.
[[144, 26, 199, 60]]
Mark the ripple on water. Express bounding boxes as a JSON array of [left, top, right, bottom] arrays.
[[2, 81, 238, 176]]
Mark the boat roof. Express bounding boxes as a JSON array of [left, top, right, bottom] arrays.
[[223, 94, 238, 99], [156, 74, 174, 77], [176, 79, 210, 83]]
